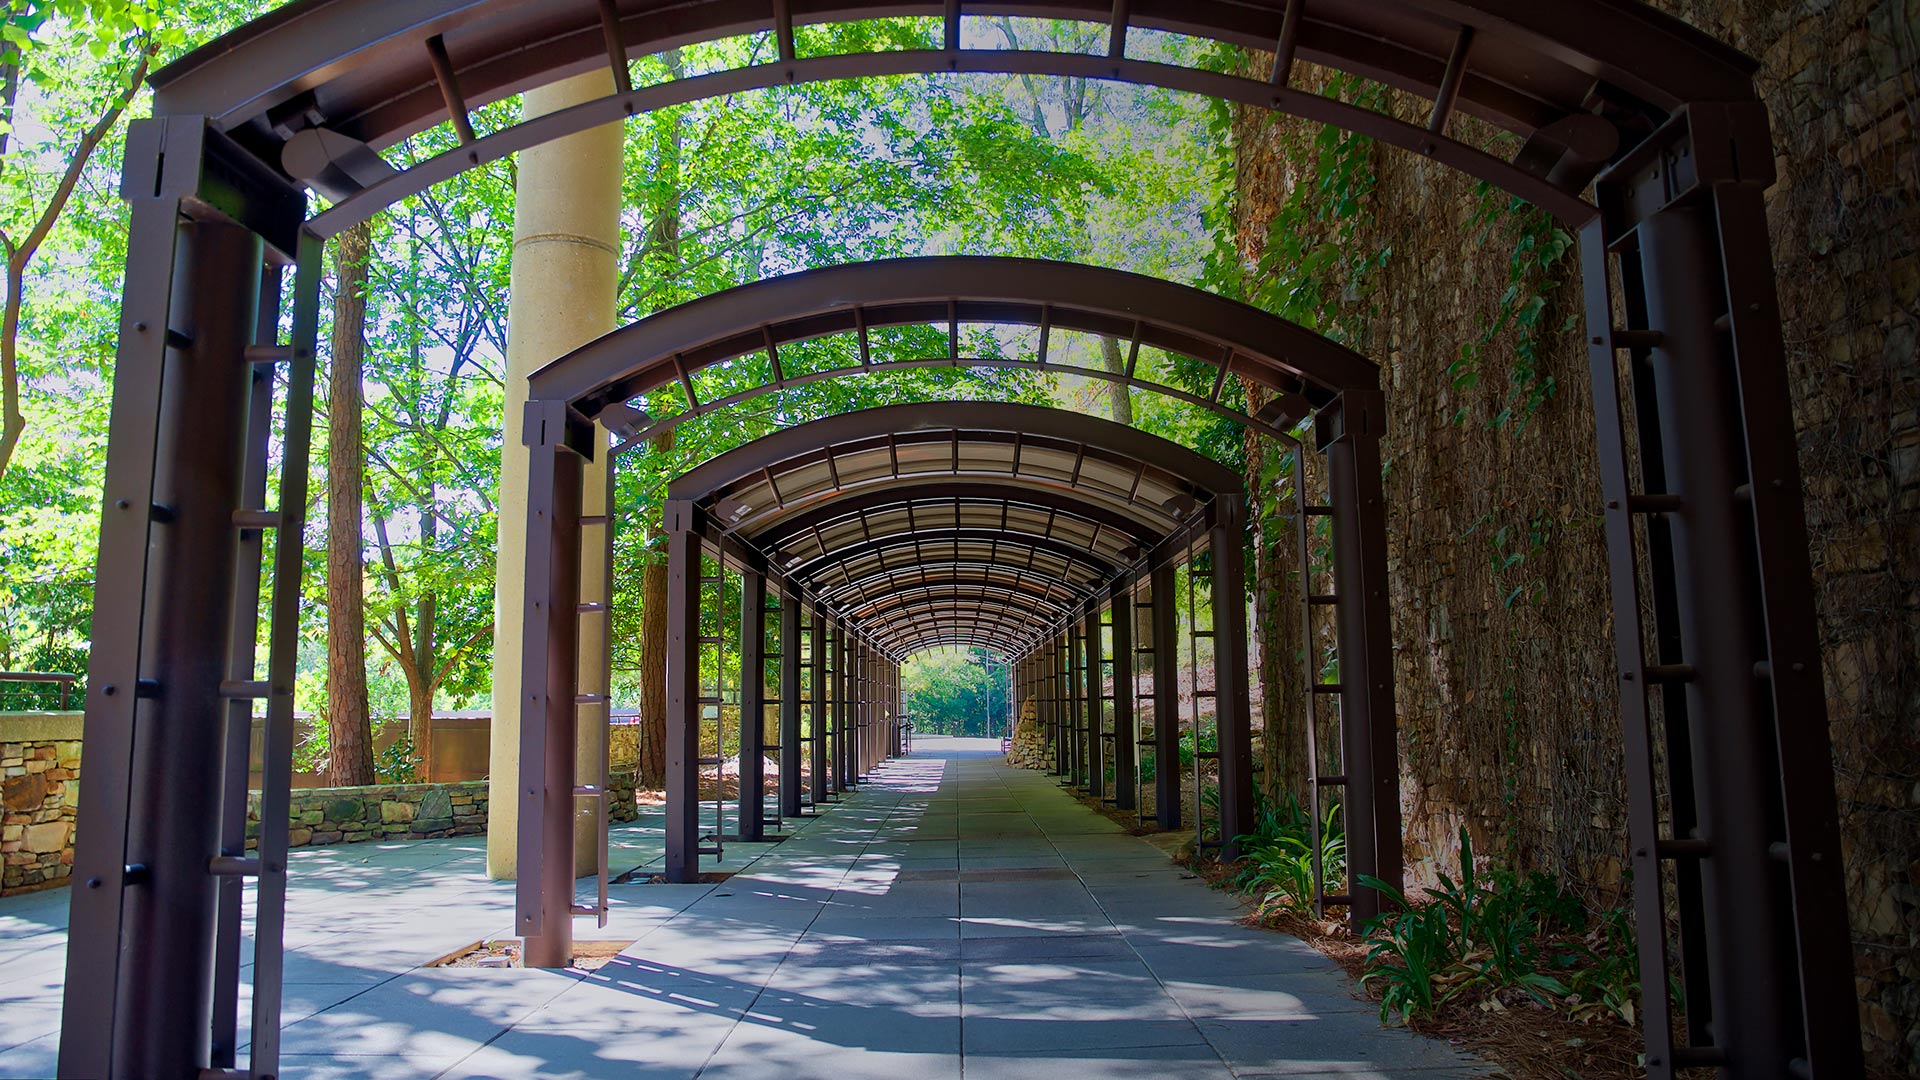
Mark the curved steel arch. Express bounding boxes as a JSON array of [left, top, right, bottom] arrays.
[[528, 257, 1375, 435], [144, 0, 1762, 235], [65, 2, 1866, 1076], [752, 483, 1167, 549]]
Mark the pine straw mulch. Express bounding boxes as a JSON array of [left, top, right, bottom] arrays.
[[634, 778, 742, 808], [1184, 853, 1651, 1080]]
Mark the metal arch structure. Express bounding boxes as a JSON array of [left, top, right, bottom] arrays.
[[59, 0, 1862, 1077], [629, 402, 1276, 886]]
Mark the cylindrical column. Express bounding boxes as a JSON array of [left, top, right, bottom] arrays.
[[488, 70, 622, 880], [809, 613, 828, 804], [110, 219, 263, 1073]]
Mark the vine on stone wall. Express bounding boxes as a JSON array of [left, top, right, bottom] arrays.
[[1448, 184, 1578, 431]]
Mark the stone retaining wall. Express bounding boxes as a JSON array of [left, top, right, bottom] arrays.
[[245, 768, 639, 849], [246, 781, 492, 849], [1, 713, 82, 896]]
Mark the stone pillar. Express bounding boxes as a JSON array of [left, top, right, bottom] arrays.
[[487, 70, 622, 880]]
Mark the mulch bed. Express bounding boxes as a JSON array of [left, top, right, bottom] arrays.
[[1184, 852, 1651, 1080], [429, 938, 635, 972]]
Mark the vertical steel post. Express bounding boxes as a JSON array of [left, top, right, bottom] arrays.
[[781, 589, 803, 817], [1210, 496, 1255, 860], [663, 517, 702, 882], [1151, 562, 1180, 829], [1583, 106, 1862, 1069], [1320, 390, 1402, 921], [1058, 637, 1072, 781], [210, 260, 281, 1070], [809, 612, 828, 805], [1084, 605, 1105, 801], [246, 232, 323, 1080], [737, 571, 767, 841], [517, 402, 583, 968], [1111, 584, 1137, 812], [60, 211, 263, 1077]]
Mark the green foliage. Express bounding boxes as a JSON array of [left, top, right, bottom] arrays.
[[1230, 792, 1346, 916], [374, 733, 423, 786], [901, 647, 1010, 737], [0, 7, 1252, 739], [1445, 184, 1578, 430], [1357, 828, 1639, 1028]]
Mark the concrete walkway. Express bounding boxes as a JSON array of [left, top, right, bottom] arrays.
[[0, 737, 1490, 1078]]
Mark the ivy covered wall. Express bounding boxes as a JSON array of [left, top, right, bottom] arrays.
[[1225, 2, 1917, 1069]]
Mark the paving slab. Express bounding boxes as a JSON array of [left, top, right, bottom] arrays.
[[0, 735, 1493, 1078]]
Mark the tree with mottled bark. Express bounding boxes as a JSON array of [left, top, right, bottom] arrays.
[[324, 221, 376, 787]]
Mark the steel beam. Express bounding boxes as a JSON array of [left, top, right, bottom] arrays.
[[1111, 583, 1136, 812], [517, 401, 584, 968], [1210, 496, 1256, 860], [1151, 562, 1180, 830], [1318, 391, 1402, 922], [663, 523, 701, 883], [59, 214, 262, 1077], [781, 588, 804, 818], [1084, 605, 1105, 802], [737, 571, 767, 842]]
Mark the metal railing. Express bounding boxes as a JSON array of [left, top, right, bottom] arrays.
[[0, 671, 80, 711]]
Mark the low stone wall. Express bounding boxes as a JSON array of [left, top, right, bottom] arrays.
[[246, 769, 639, 849], [1, 713, 82, 896], [246, 781, 490, 849]]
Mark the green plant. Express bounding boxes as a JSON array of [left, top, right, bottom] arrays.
[[1359, 876, 1455, 1022], [1353, 828, 1652, 1027], [1563, 906, 1641, 1025], [1231, 795, 1346, 916], [375, 733, 422, 785]]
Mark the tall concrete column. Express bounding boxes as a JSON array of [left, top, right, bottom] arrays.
[[488, 70, 623, 880]]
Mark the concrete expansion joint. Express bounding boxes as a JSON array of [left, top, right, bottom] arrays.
[[512, 231, 620, 258]]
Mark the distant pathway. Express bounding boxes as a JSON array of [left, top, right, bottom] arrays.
[[0, 736, 1490, 1078]]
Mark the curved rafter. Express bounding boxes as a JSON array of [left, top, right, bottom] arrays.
[[659, 400, 1241, 659], [150, 0, 1761, 239], [519, 257, 1377, 447]]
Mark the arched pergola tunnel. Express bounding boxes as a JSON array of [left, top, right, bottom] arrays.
[[515, 272, 1405, 959], [58, 3, 1866, 1078]]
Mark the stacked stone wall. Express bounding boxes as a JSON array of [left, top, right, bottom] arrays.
[[246, 781, 492, 848], [1234, 0, 1917, 1067], [1005, 697, 1049, 770], [1, 714, 81, 896]]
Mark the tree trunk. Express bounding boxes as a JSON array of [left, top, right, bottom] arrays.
[[637, 553, 669, 787], [325, 221, 376, 788], [406, 675, 435, 780], [633, 61, 683, 790], [1101, 336, 1132, 424], [411, 496, 437, 765]]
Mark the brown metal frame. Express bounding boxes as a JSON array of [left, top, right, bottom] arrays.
[[62, 2, 1862, 1075]]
